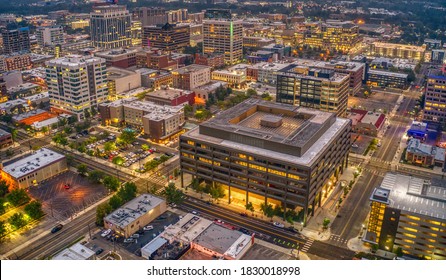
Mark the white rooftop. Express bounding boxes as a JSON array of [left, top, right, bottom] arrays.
[[161, 213, 213, 244], [2, 148, 65, 179], [52, 243, 95, 260]]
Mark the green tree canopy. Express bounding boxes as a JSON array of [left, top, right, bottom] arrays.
[[104, 142, 117, 153], [6, 188, 30, 207], [0, 180, 9, 197], [0, 220, 6, 237], [108, 195, 122, 210], [77, 164, 88, 176], [8, 212, 27, 230], [24, 201, 44, 220], [165, 182, 184, 204], [88, 170, 105, 184], [117, 182, 137, 202], [260, 203, 274, 219], [118, 130, 136, 145], [103, 176, 120, 192], [209, 183, 225, 202], [96, 202, 112, 226]]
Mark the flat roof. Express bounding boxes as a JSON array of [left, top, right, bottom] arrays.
[[162, 213, 213, 243], [52, 243, 95, 260], [22, 92, 49, 102], [2, 148, 65, 179], [248, 62, 292, 71], [11, 109, 47, 122], [104, 194, 165, 229], [107, 67, 138, 79], [406, 138, 445, 161], [193, 223, 244, 255], [46, 55, 104, 67], [0, 99, 28, 110], [280, 66, 350, 83], [289, 58, 364, 72], [173, 64, 210, 75], [195, 81, 228, 92], [184, 98, 350, 165], [408, 121, 428, 132], [146, 88, 193, 101], [372, 42, 426, 52], [368, 69, 408, 78], [378, 173, 446, 220], [0, 128, 11, 137]]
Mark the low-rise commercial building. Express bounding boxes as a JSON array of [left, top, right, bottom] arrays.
[[104, 194, 166, 238], [364, 173, 446, 260], [52, 243, 95, 260], [0, 148, 67, 189], [0, 128, 13, 148], [137, 68, 173, 90], [194, 81, 228, 104], [211, 69, 246, 88], [369, 42, 426, 61], [246, 62, 291, 85], [194, 53, 225, 70], [348, 109, 385, 136], [407, 121, 428, 141], [106, 67, 142, 100], [180, 99, 351, 224], [243, 37, 276, 49], [172, 64, 211, 91], [146, 88, 195, 106], [95, 48, 138, 69], [367, 70, 408, 89], [405, 138, 445, 168], [0, 53, 32, 72]]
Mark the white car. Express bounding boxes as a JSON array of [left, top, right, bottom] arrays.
[[143, 225, 154, 231], [273, 222, 285, 228], [101, 229, 111, 237]]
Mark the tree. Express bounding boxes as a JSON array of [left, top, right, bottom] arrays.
[[394, 246, 403, 257], [84, 109, 91, 119], [322, 218, 330, 229], [246, 88, 258, 97], [10, 129, 18, 142], [261, 92, 272, 101], [88, 170, 105, 184], [0, 180, 9, 197], [108, 195, 122, 210], [103, 176, 120, 192], [77, 164, 88, 176], [245, 202, 255, 215], [141, 144, 150, 151], [24, 201, 44, 220], [8, 212, 27, 230], [63, 127, 73, 134], [118, 130, 136, 145], [104, 142, 117, 153], [260, 202, 274, 220], [0, 221, 6, 237], [41, 126, 49, 135], [112, 156, 124, 165], [0, 198, 6, 215], [183, 104, 192, 116], [96, 202, 112, 226], [6, 188, 30, 206], [117, 182, 137, 202], [165, 182, 184, 204], [209, 183, 225, 202]]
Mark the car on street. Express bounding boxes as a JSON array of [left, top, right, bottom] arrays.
[[131, 234, 140, 239], [144, 225, 154, 231], [287, 226, 299, 233], [192, 211, 198, 215], [101, 229, 112, 237], [351, 144, 359, 148], [51, 224, 63, 233], [95, 248, 104, 255], [123, 238, 135, 243], [64, 183, 71, 189], [272, 222, 285, 228]]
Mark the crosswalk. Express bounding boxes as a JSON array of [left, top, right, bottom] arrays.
[[329, 234, 348, 244], [362, 168, 386, 177], [300, 238, 314, 252]]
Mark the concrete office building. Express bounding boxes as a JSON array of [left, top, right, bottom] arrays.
[[142, 23, 190, 52], [369, 42, 426, 61], [95, 48, 138, 68], [364, 173, 446, 260], [203, 10, 242, 65], [180, 99, 351, 224], [423, 67, 446, 127], [106, 67, 142, 100], [172, 64, 211, 90], [90, 5, 132, 49], [0, 148, 67, 189], [133, 7, 166, 27], [246, 62, 291, 85], [36, 26, 65, 47], [104, 194, 166, 238], [146, 88, 195, 106], [0, 53, 32, 72], [367, 70, 408, 89], [211, 69, 246, 88], [46, 55, 108, 120], [99, 97, 185, 142], [137, 68, 173, 90], [1, 27, 30, 54], [276, 66, 350, 117]]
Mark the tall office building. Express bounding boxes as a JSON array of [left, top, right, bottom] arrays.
[[46, 55, 108, 120], [276, 65, 350, 117], [423, 67, 446, 127], [203, 9, 242, 65], [133, 7, 166, 26], [364, 173, 446, 260], [142, 23, 190, 52], [90, 5, 132, 49], [167, 9, 188, 24], [1, 27, 31, 54], [36, 26, 65, 47], [180, 98, 351, 224]]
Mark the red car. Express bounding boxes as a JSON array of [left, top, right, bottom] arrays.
[[64, 183, 71, 189]]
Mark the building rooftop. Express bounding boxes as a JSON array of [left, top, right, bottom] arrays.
[[107, 67, 138, 80], [173, 64, 210, 75], [161, 213, 213, 244], [22, 92, 49, 102], [248, 62, 291, 71], [184, 98, 350, 165], [0, 99, 28, 111], [406, 138, 445, 162], [194, 81, 228, 92], [2, 148, 65, 179], [280, 65, 350, 83], [95, 48, 139, 58], [376, 173, 446, 220], [359, 111, 385, 129], [146, 88, 193, 101], [11, 109, 47, 122], [408, 121, 428, 133], [0, 128, 11, 138], [368, 69, 408, 78], [104, 194, 165, 229], [46, 55, 104, 67], [193, 223, 247, 257], [289, 58, 364, 72], [52, 243, 95, 260], [8, 83, 40, 93]]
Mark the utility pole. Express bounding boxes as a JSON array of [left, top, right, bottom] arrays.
[[87, 223, 92, 239]]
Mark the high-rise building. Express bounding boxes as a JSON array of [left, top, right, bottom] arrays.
[[142, 23, 190, 52], [133, 7, 166, 26], [1, 27, 31, 54], [423, 67, 446, 126], [276, 65, 350, 117], [46, 55, 108, 120], [167, 9, 188, 24], [180, 98, 351, 224], [364, 173, 446, 260], [36, 26, 65, 47], [203, 18, 243, 65], [131, 21, 142, 46], [90, 5, 132, 49]]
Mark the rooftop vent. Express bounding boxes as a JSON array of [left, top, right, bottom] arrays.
[[260, 115, 283, 128]]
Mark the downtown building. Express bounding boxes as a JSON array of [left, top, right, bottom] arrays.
[[423, 67, 446, 127], [36, 26, 65, 47], [142, 23, 190, 52], [276, 65, 350, 117], [365, 173, 446, 260], [369, 42, 426, 61], [132, 7, 166, 26], [203, 10, 243, 65], [172, 64, 211, 91], [45, 55, 108, 120], [90, 5, 132, 49], [180, 99, 351, 224], [1, 27, 31, 54]]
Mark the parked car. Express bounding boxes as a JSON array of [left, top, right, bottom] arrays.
[[95, 248, 104, 255], [287, 226, 299, 233], [131, 233, 140, 239], [143, 225, 154, 231], [273, 222, 285, 228], [123, 238, 135, 243], [64, 183, 71, 189], [51, 224, 63, 233], [101, 229, 112, 237]]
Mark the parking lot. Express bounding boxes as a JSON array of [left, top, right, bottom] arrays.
[[350, 133, 375, 155], [28, 171, 108, 220], [241, 243, 294, 260], [349, 90, 399, 113]]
